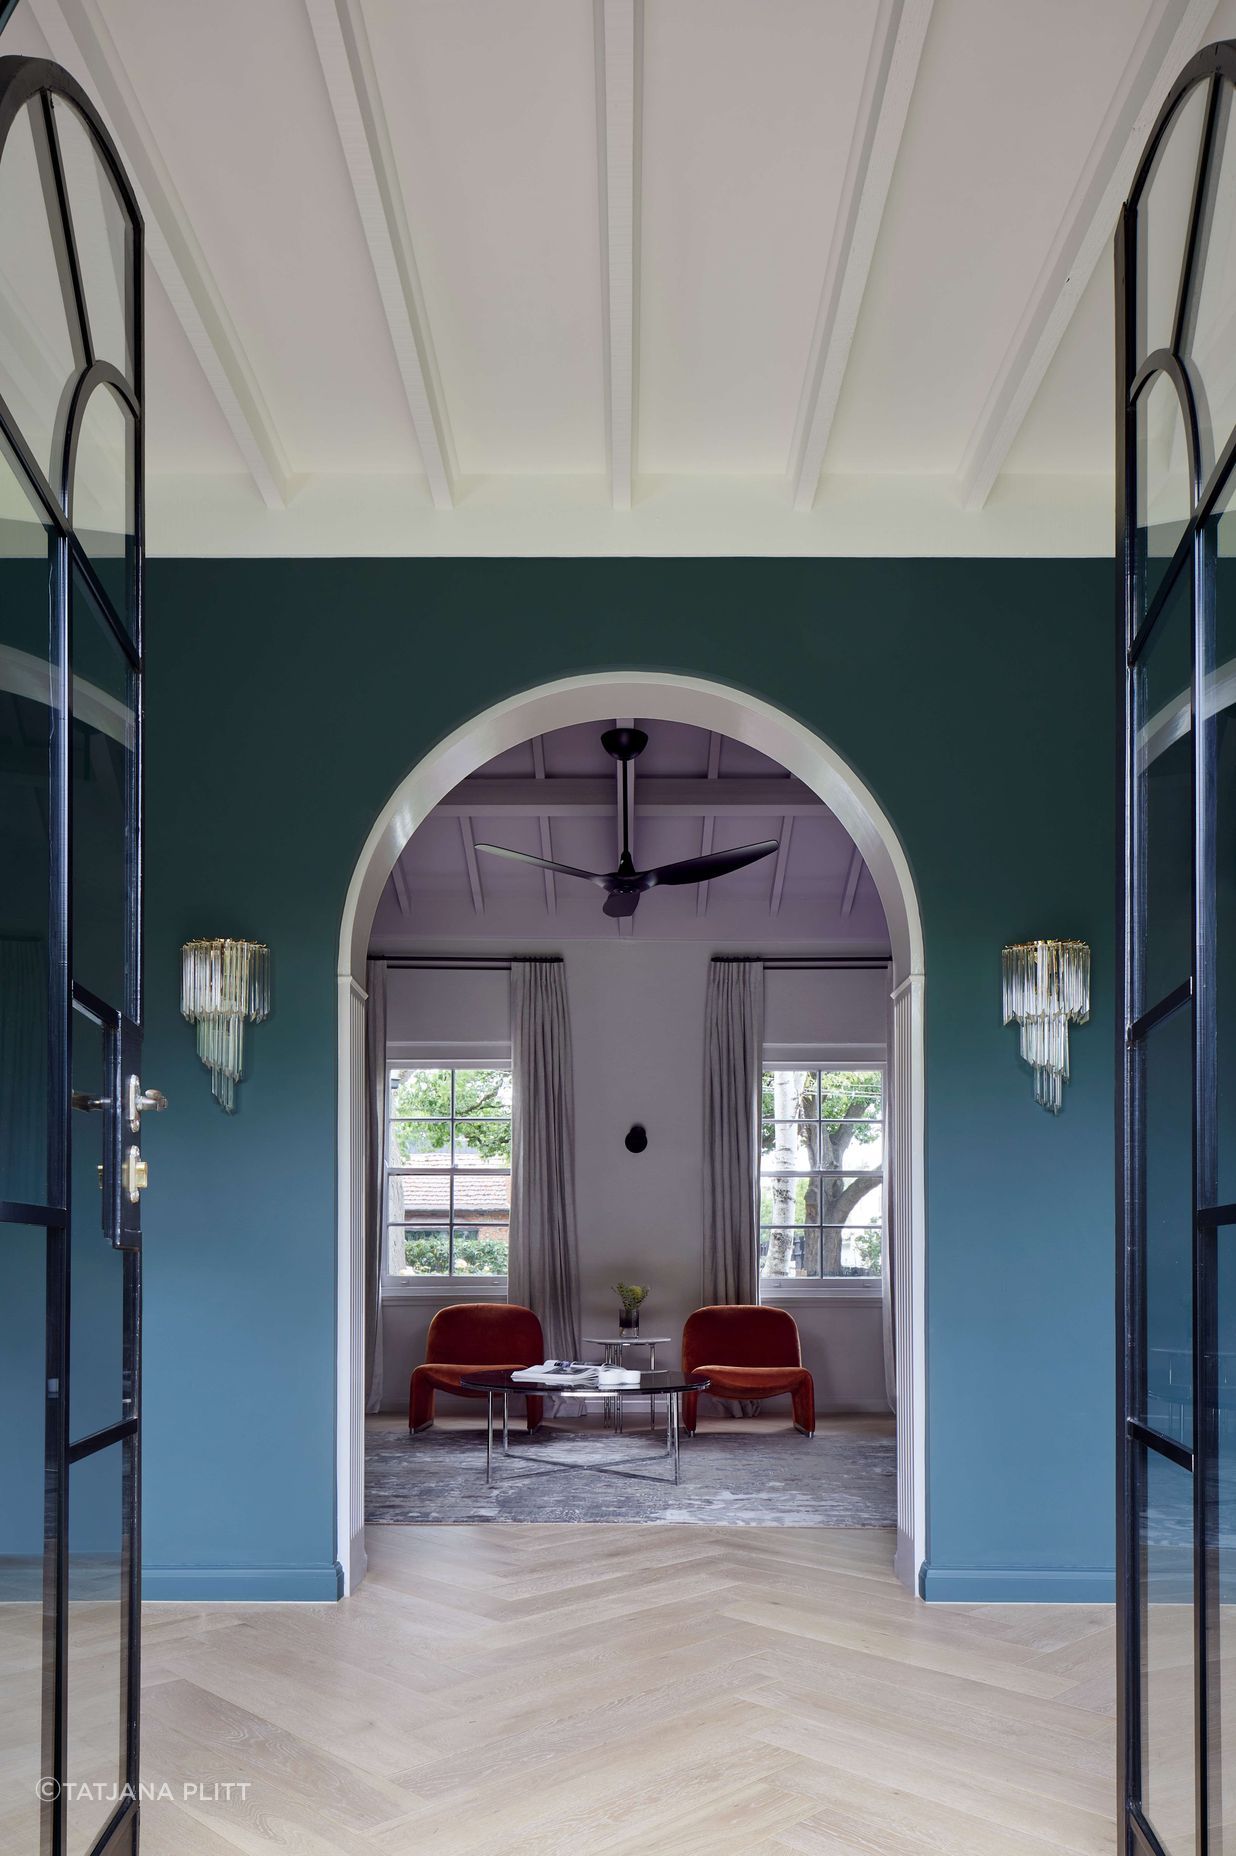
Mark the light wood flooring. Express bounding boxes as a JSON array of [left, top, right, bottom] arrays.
[[138, 1519, 1117, 1856]]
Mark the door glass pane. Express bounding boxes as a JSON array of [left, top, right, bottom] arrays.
[[0, 100, 79, 490], [1213, 493, 1236, 1203], [1138, 373, 1194, 612], [71, 566, 133, 1011], [0, 438, 53, 1206], [1137, 569, 1193, 1013], [1215, 1238, 1236, 1852], [66, 1441, 127, 1856], [1139, 1446, 1197, 1854], [70, 1005, 123, 1439], [1186, 82, 1236, 477], [50, 97, 132, 385], [1137, 81, 1209, 367], [1142, 1006, 1194, 1449], [71, 383, 133, 633], [0, 1223, 49, 1856]]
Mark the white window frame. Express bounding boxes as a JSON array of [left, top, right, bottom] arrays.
[[381, 1062, 511, 1299], [757, 1060, 886, 1307]]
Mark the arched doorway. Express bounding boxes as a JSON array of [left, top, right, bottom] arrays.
[[335, 672, 926, 1593]]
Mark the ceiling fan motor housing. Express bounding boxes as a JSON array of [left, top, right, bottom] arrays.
[[600, 726, 648, 762]]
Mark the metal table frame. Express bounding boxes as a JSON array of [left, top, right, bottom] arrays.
[[475, 1383, 695, 1486]]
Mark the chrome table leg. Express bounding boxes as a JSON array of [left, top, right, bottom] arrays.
[[671, 1391, 681, 1485], [502, 1393, 509, 1455], [649, 1342, 657, 1429], [486, 1392, 493, 1485]]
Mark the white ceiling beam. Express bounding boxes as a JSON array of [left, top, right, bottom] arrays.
[[956, 0, 1213, 511], [789, 0, 935, 511], [594, 0, 642, 511], [459, 818, 485, 916], [769, 817, 794, 917], [303, 0, 456, 509], [706, 731, 721, 780], [437, 776, 825, 816], [390, 859, 412, 919], [841, 844, 864, 918], [531, 737, 556, 915], [30, 0, 295, 509]]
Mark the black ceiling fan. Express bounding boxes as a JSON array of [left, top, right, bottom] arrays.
[[474, 727, 779, 918]]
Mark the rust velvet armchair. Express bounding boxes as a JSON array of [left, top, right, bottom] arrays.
[[409, 1303, 546, 1433], [680, 1304, 815, 1436]]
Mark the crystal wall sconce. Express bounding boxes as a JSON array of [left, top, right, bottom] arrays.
[[1002, 938, 1090, 1114], [181, 938, 270, 1111]]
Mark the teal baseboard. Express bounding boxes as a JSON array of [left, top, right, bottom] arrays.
[[143, 1563, 343, 1602], [920, 1566, 1115, 1603]]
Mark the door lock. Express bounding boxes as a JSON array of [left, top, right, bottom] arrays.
[[126, 1075, 168, 1133], [121, 1145, 148, 1203]]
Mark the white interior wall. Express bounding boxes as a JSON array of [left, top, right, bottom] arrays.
[[378, 948, 891, 1418]]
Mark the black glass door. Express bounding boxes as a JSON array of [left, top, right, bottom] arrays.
[[0, 55, 152, 1856], [1119, 40, 1236, 1856]]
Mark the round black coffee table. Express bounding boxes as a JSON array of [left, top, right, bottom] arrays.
[[459, 1369, 710, 1486]]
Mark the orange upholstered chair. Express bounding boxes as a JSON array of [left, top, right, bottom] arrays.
[[409, 1303, 546, 1433], [681, 1305, 815, 1436]]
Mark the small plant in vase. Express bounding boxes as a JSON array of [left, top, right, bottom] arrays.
[[614, 1282, 649, 1334]]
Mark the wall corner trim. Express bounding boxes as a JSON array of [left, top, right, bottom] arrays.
[[919, 1565, 1116, 1604], [142, 1564, 343, 1603]]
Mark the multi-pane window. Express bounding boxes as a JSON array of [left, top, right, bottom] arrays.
[[385, 1066, 512, 1277], [759, 1067, 884, 1280]]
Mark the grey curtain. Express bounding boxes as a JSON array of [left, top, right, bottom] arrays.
[[702, 959, 764, 1305], [508, 959, 581, 1359], [364, 958, 387, 1413], [882, 987, 897, 1411]]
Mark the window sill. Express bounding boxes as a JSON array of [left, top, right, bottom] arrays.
[[382, 1277, 509, 1302], [760, 1279, 883, 1305]]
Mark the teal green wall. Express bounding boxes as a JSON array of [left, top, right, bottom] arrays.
[[141, 556, 1116, 1600]]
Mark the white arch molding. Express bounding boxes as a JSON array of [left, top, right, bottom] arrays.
[[335, 672, 927, 1595]]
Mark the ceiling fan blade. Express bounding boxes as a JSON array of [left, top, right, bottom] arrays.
[[603, 889, 641, 919], [472, 843, 608, 886], [638, 839, 781, 889]]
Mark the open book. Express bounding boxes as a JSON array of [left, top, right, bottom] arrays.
[[510, 1362, 599, 1384], [595, 1366, 643, 1387]]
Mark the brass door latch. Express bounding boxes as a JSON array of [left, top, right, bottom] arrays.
[[121, 1145, 148, 1203]]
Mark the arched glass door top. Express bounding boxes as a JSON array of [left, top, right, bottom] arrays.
[[1120, 39, 1236, 1856], [0, 52, 146, 1856]]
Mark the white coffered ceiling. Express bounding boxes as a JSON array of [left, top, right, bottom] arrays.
[[2, 0, 1233, 555], [370, 719, 891, 947]]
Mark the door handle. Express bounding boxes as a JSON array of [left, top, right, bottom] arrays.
[[126, 1075, 168, 1132]]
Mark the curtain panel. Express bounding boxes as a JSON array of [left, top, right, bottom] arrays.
[[508, 958, 581, 1360], [702, 958, 764, 1306], [364, 958, 387, 1413]]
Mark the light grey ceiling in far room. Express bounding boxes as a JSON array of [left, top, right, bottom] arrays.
[[2, 0, 1230, 556], [370, 720, 891, 949]]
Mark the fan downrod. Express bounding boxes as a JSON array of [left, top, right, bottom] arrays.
[[600, 726, 648, 763]]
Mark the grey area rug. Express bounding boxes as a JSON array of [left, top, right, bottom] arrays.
[[365, 1423, 896, 1526]]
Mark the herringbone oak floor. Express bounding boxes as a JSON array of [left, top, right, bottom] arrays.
[[139, 1520, 1117, 1856]]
